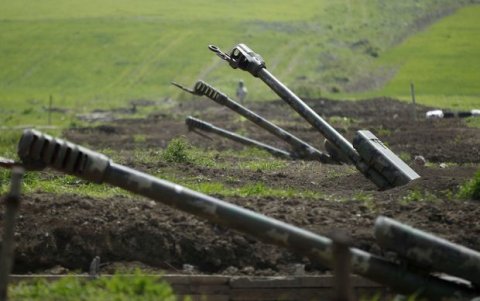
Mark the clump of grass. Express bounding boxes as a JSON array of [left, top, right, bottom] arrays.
[[351, 192, 378, 212], [353, 192, 373, 203], [328, 116, 356, 128], [457, 169, 480, 201], [376, 127, 392, 137], [466, 116, 480, 128], [0, 170, 131, 198], [184, 179, 325, 200], [162, 137, 215, 167], [133, 134, 147, 143], [238, 182, 269, 196], [401, 189, 438, 203], [238, 160, 287, 172], [398, 151, 412, 162], [162, 137, 192, 164], [9, 270, 176, 301]]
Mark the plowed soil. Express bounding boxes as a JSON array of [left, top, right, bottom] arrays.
[[2, 97, 480, 276]]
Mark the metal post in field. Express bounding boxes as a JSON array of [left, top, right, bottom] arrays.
[[0, 167, 25, 301], [410, 83, 417, 122], [330, 230, 354, 301]]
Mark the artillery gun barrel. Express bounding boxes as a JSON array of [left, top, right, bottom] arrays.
[[374, 216, 480, 286], [208, 44, 420, 190], [16, 129, 477, 300], [176, 80, 332, 163], [185, 116, 292, 159]]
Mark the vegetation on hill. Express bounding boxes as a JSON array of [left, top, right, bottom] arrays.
[[375, 5, 480, 109], [0, 0, 474, 128]]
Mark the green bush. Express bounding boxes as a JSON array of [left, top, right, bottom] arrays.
[[10, 270, 176, 301], [162, 137, 192, 164], [458, 170, 480, 201], [162, 137, 215, 167]]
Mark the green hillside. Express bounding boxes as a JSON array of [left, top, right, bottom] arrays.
[[375, 5, 480, 109], [0, 0, 476, 127]]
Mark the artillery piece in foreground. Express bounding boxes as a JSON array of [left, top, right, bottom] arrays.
[[13, 129, 478, 300], [375, 216, 480, 288], [208, 43, 420, 190]]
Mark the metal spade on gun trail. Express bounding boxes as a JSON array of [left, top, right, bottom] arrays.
[[208, 43, 420, 190]]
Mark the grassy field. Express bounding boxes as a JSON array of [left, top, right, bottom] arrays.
[[0, 0, 474, 128], [9, 271, 176, 301], [372, 5, 480, 109]]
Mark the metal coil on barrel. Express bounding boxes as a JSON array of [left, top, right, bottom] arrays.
[[18, 129, 110, 183]]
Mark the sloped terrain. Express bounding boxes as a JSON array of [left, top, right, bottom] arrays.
[[2, 97, 479, 275]]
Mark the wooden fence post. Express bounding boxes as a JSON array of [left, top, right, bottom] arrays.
[[0, 167, 25, 301]]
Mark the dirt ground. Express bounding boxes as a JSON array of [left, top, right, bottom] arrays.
[[2, 97, 480, 276]]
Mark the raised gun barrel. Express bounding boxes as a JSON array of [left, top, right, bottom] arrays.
[[15, 129, 477, 300], [209, 43, 420, 190], [185, 116, 292, 159], [173, 80, 333, 163], [374, 216, 480, 286]]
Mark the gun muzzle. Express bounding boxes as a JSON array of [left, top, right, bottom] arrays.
[[18, 129, 110, 183]]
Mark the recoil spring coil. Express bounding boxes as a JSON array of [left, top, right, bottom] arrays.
[[194, 81, 223, 102]]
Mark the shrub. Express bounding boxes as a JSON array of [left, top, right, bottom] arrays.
[[457, 169, 480, 201], [401, 189, 437, 203], [162, 137, 192, 164]]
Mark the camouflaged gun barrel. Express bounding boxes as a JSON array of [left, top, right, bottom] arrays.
[[185, 116, 291, 159], [187, 80, 333, 163], [375, 216, 480, 286], [209, 43, 420, 190], [15, 129, 477, 300]]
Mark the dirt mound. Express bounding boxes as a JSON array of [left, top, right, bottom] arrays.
[[2, 97, 479, 275]]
